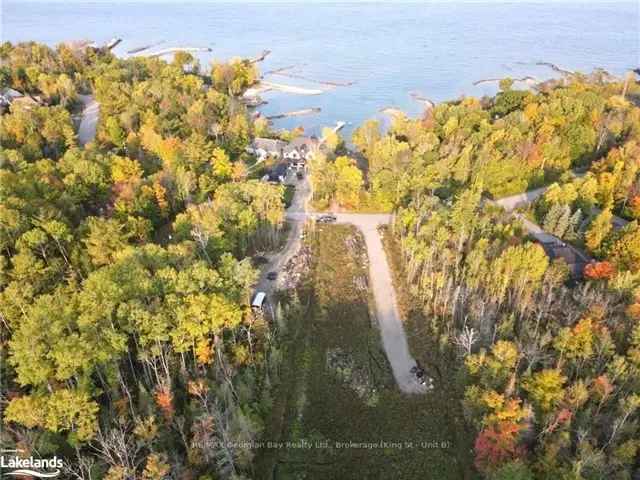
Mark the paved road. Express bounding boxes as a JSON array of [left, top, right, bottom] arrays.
[[494, 171, 587, 212], [255, 172, 309, 294], [513, 213, 593, 264], [490, 174, 631, 266], [78, 94, 99, 145], [493, 171, 628, 229], [488, 199, 593, 265], [489, 171, 633, 272], [493, 186, 549, 212], [591, 206, 629, 229]]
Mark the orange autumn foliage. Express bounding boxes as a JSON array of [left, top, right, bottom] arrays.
[[592, 374, 614, 401], [626, 302, 640, 320], [584, 261, 616, 280], [544, 408, 573, 434], [629, 195, 640, 219], [474, 421, 525, 473], [195, 339, 214, 365], [154, 385, 174, 420], [153, 181, 169, 211]]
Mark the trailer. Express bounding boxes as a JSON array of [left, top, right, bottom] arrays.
[[251, 292, 267, 310]]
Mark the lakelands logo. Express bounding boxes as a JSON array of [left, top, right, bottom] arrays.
[[1, 449, 63, 478]]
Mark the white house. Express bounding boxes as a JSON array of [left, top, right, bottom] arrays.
[[0, 88, 24, 112], [0, 88, 41, 114], [283, 136, 319, 162]]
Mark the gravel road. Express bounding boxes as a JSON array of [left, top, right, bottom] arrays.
[[280, 186, 425, 393], [78, 94, 99, 145]]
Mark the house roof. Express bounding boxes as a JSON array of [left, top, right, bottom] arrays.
[[283, 144, 300, 154], [11, 96, 39, 107], [0, 88, 25, 105], [284, 136, 319, 154], [549, 245, 581, 264], [292, 136, 319, 148], [252, 137, 286, 153], [273, 163, 288, 175]]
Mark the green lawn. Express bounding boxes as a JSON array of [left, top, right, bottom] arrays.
[[255, 225, 471, 480]]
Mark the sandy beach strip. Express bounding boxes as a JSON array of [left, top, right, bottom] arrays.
[[246, 81, 327, 96]]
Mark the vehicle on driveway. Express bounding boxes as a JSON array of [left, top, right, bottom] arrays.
[[296, 171, 304, 180], [410, 364, 434, 390], [410, 365, 426, 385], [251, 292, 267, 310], [317, 214, 337, 223], [266, 271, 277, 281]]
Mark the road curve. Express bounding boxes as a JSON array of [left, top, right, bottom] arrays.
[[489, 173, 629, 265], [78, 94, 99, 146], [492, 171, 587, 212]]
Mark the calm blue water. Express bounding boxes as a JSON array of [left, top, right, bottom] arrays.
[[3, 1, 639, 136]]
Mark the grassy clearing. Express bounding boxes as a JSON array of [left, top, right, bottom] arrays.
[[256, 225, 468, 480]]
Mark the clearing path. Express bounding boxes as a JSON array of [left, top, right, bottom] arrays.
[[78, 94, 99, 146], [257, 174, 424, 393], [285, 207, 425, 394], [342, 214, 425, 394]]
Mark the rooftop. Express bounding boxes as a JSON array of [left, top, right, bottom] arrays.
[[0, 88, 25, 104], [252, 137, 286, 152]]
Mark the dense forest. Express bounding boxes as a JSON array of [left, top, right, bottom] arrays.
[[312, 73, 639, 207], [313, 72, 639, 478], [2, 39, 640, 480], [0, 42, 287, 479]]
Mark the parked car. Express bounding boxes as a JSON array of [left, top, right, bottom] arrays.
[[266, 271, 278, 281], [317, 214, 337, 223], [296, 171, 304, 180]]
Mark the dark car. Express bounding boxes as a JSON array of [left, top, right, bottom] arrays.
[[411, 364, 428, 386], [296, 171, 304, 180], [266, 271, 278, 281], [317, 214, 337, 223]]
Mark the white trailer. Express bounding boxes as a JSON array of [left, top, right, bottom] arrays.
[[251, 292, 267, 310]]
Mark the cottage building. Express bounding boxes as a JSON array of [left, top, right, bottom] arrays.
[[1, 88, 41, 114], [246, 138, 286, 161], [283, 136, 319, 162], [1, 88, 26, 113]]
